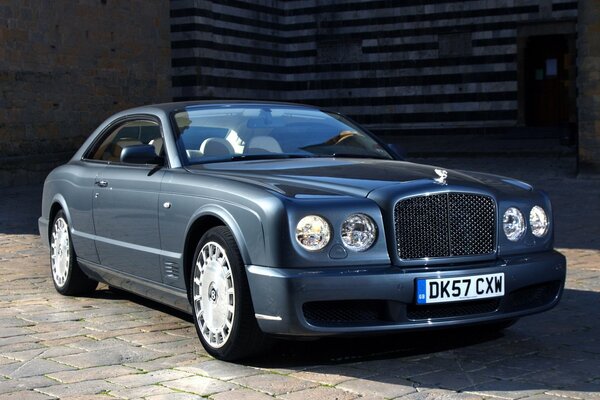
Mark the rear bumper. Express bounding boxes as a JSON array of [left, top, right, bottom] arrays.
[[245, 250, 566, 336]]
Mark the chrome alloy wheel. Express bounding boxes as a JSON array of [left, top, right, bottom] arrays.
[[50, 217, 70, 288], [192, 241, 236, 349]]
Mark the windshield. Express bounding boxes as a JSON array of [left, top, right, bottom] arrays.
[[172, 105, 393, 164]]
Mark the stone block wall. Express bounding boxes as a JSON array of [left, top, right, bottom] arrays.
[[170, 0, 577, 135], [0, 0, 171, 186], [577, 0, 600, 175]]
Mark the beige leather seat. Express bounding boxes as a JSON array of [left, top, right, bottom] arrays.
[[199, 138, 234, 156], [245, 136, 282, 153]]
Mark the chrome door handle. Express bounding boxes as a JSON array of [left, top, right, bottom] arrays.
[[95, 180, 108, 188]]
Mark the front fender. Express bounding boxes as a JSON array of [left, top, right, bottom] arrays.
[[185, 203, 264, 266]]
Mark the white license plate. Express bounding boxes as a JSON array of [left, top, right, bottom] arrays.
[[416, 273, 505, 304]]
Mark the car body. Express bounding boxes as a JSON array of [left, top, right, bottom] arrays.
[[39, 101, 566, 360]]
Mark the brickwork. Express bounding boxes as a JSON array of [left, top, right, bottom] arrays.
[[0, 0, 171, 186], [577, 0, 600, 175]]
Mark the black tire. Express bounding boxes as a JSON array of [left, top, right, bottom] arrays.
[[190, 226, 268, 360], [50, 210, 98, 296]]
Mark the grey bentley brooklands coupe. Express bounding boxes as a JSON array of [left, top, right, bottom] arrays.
[[39, 101, 566, 360]]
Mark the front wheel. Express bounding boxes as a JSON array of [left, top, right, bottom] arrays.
[[50, 210, 97, 295], [190, 226, 267, 360]]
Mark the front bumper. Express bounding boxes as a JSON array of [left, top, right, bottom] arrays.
[[245, 250, 566, 336]]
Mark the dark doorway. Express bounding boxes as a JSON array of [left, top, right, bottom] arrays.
[[524, 35, 571, 127]]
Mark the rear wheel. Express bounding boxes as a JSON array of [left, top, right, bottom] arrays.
[[190, 226, 267, 360], [50, 210, 97, 295]]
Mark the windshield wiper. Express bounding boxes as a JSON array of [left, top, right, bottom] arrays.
[[192, 153, 312, 164], [228, 153, 312, 161]]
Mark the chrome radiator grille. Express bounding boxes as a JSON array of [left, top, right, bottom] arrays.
[[394, 193, 496, 260]]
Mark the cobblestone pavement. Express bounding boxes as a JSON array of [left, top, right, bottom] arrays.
[[0, 156, 599, 400]]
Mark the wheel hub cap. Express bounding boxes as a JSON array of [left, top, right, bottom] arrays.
[[192, 241, 235, 349], [50, 217, 70, 288]]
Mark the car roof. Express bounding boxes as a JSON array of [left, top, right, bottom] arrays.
[[121, 100, 320, 115]]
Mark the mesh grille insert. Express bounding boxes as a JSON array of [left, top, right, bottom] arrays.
[[395, 193, 496, 260], [303, 300, 387, 326], [407, 299, 500, 320]]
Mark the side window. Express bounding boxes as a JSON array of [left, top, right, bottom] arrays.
[[85, 120, 162, 163]]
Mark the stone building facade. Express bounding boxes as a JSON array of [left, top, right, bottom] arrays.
[[170, 0, 578, 139], [0, 0, 171, 186], [577, 0, 600, 175], [2, 0, 599, 186]]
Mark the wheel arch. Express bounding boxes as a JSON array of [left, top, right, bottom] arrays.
[[182, 206, 252, 302], [47, 195, 71, 242]]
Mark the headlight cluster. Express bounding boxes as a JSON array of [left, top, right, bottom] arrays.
[[295, 214, 377, 252], [502, 206, 549, 241], [295, 215, 331, 251]]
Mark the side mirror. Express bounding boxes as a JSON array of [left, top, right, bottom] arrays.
[[386, 143, 407, 160], [120, 144, 163, 165]]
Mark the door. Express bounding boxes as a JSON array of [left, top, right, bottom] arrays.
[[524, 35, 570, 126], [86, 118, 166, 282]]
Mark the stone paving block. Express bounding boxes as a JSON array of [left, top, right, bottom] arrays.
[[0, 391, 55, 400], [410, 369, 495, 391], [232, 374, 318, 396], [464, 380, 547, 399], [84, 328, 145, 341], [108, 384, 174, 399], [144, 339, 202, 355], [67, 338, 129, 351], [176, 360, 261, 380], [50, 346, 163, 368], [2, 346, 83, 362], [0, 375, 56, 395], [1, 358, 74, 379], [31, 328, 96, 342], [162, 327, 196, 338], [48, 365, 139, 384], [547, 383, 600, 399], [400, 388, 484, 399], [145, 393, 205, 400], [139, 322, 190, 333], [124, 353, 202, 372], [278, 386, 358, 400], [336, 375, 417, 398], [161, 375, 237, 396], [0, 317, 35, 328], [0, 327, 33, 338], [289, 364, 375, 385], [108, 369, 192, 388], [0, 341, 46, 356], [35, 380, 121, 398], [0, 335, 40, 349], [210, 388, 275, 400], [117, 331, 184, 345]]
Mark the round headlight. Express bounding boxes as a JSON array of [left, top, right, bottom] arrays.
[[295, 215, 331, 251], [503, 207, 526, 242], [530, 206, 549, 237], [341, 214, 377, 251]]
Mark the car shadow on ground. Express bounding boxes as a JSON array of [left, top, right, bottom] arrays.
[[100, 285, 600, 394]]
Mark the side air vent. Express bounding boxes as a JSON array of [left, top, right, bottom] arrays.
[[164, 262, 180, 280]]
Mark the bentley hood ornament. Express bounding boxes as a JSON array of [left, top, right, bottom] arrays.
[[434, 168, 448, 185]]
